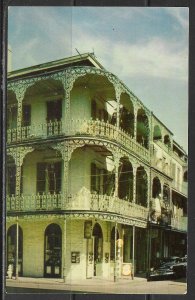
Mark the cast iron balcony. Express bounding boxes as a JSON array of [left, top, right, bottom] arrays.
[[7, 119, 149, 162], [6, 189, 149, 221]]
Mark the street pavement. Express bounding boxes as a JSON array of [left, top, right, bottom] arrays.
[[5, 276, 187, 294]]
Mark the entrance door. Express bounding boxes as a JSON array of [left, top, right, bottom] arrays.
[[44, 223, 62, 278], [92, 223, 103, 276], [135, 228, 147, 274], [86, 238, 94, 278], [7, 225, 23, 276]]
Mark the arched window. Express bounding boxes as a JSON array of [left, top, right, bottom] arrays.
[[119, 93, 134, 136], [164, 135, 171, 148], [137, 109, 149, 149], [118, 158, 133, 201], [7, 225, 23, 276], [152, 177, 161, 198], [93, 223, 103, 268], [136, 167, 148, 207], [153, 125, 162, 141], [44, 223, 62, 278]]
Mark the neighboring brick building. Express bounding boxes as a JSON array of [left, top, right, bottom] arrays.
[[6, 53, 187, 280]]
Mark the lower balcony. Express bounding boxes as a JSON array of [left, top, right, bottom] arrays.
[[6, 190, 149, 221], [171, 216, 187, 232]]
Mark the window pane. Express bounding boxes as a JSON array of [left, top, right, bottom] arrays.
[[47, 100, 62, 121], [22, 105, 31, 126]]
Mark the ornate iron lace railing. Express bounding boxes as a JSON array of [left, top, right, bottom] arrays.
[[6, 193, 62, 211], [6, 191, 149, 221], [7, 120, 62, 142], [7, 119, 149, 162], [68, 119, 149, 160]]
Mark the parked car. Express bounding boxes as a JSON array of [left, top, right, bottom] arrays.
[[172, 256, 187, 279], [147, 256, 181, 281]]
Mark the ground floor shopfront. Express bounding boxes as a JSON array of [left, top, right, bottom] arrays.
[[149, 224, 187, 268], [6, 214, 148, 280]]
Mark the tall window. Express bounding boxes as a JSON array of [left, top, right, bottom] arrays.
[[7, 160, 23, 195], [183, 171, 188, 182], [119, 107, 134, 136], [47, 100, 62, 122], [7, 164, 16, 195], [22, 104, 31, 126], [110, 226, 119, 261], [91, 163, 115, 195], [136, 167, 148, 207], [118, 160, 133, 201], [91, 99, 108, 122], [7, 106, 17, 129], [37, 162, 61, 194]]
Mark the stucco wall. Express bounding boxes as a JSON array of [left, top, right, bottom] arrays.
[[6, 219, 129, 280]]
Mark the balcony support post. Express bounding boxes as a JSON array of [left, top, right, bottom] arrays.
[[113, 156, 120, 198], [169, 188, 172, 208], [132, 224, 135, 280], [115, 86, 121, 129], [15, 216, 19, 280], [63, 217, 67, 282], [15, 164, 22, 201], [61, 72, 71, 134], [146, 168, 151, 209], [114, 222, 118, 282], [134, 106, 138, 140], [10, 83, 30, 141], [132, 165, 137, 204]]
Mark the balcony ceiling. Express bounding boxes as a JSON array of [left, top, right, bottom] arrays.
[[74, 74, 115, 97], [84, 145, 112, 157], [25, 79, 64, 98]]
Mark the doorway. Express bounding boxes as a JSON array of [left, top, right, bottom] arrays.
[[44, 223, 62, 278], [7, 224, 23, 276], [92, 223, 103, 276]]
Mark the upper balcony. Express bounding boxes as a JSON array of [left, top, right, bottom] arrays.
[[7, 68, 150, 162], [149, 196, 187, 232]]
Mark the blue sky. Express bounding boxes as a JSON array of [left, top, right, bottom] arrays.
[[8, 7, 188, 150]]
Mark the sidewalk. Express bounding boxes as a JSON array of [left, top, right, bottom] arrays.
[[6, 276, 187, 294], [6, 276, 146, 293]]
